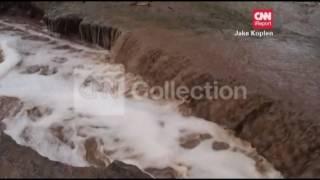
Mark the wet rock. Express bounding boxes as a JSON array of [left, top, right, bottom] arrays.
[[79, 20, 122, 50], [44, 13, 83, 36], [23, 65, 41, 74], [22, 65, 57, 76], [179, 133, 212, 149], [26, 106, 52, 122], [0, 96, 23, 121], [200, 133, 213, 140], [145, 167, 178, 178], [39, 66, 57, 76], [179, 136, 201, 149], [0, 133, 151, 178], [212, 141, 230, 151], [84, 137, 110, 167], [106, 160, 151, 179], [43, 13, 122, 50], [50, 125, 75, 149], [0, 96, 23, 142]]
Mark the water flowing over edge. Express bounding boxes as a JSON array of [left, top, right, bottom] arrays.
[[0, 19, 282, 178]]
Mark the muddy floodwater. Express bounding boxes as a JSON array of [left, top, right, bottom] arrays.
[[0, 18, 282, 178]]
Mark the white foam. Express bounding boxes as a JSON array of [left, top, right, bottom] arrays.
[[0, 20, 282, 178], [0, 37, 21, 78]]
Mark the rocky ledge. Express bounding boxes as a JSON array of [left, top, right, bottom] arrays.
[[43, 14, 122, 50]]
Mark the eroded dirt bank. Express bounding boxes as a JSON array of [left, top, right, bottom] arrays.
[[1, 1, 320, 178]]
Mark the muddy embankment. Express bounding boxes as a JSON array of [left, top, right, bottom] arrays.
[[2, 2, 320, 178]]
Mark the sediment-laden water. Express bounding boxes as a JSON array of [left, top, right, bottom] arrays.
[[0, 18, 282, 178]]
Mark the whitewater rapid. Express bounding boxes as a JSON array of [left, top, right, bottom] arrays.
[[0, 38, 21, 78], [0, 19, 282, 178]]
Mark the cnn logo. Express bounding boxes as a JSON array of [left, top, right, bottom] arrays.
[[252, 9, 273, 30]]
